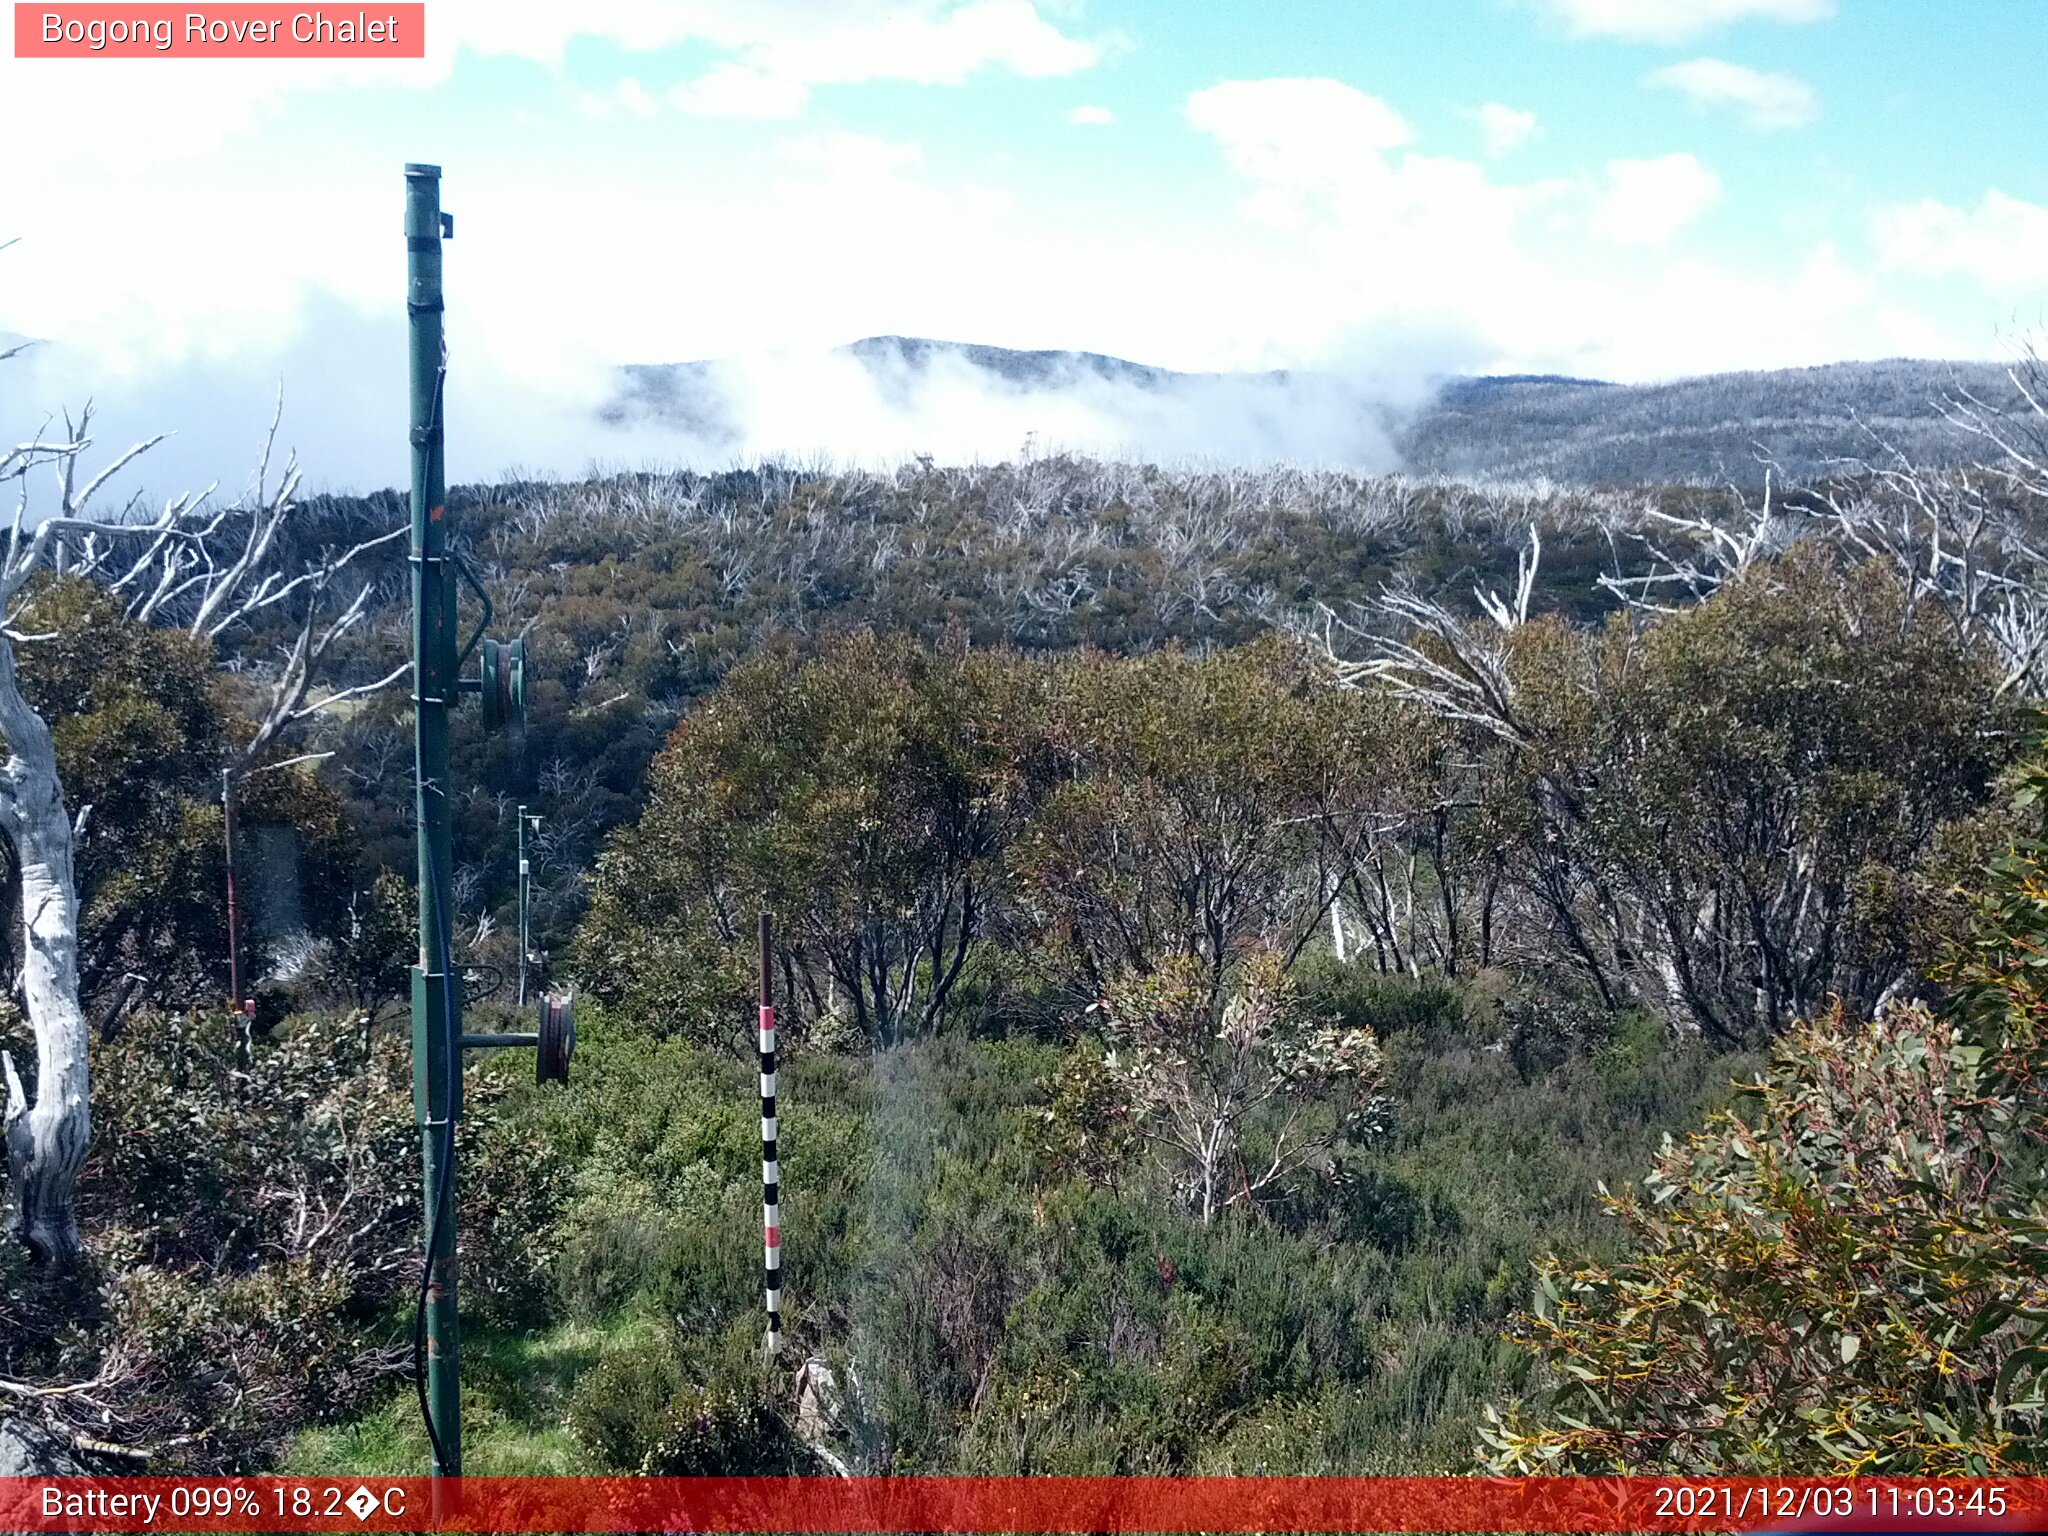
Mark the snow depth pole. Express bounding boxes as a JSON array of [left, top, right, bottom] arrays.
[[406, 160, 462, 1479], [760, 912, 782, 1356]]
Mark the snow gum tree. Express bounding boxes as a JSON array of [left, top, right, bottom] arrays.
[[1090, 951, 1388, 1225], [1, 369, 401, 1266]]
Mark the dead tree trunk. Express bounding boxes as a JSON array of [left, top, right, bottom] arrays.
[[0, 381, 403, 1267], [0, 637, 88, 1267]]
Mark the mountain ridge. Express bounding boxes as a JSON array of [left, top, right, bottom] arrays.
[[606, 335, 2026, 487]]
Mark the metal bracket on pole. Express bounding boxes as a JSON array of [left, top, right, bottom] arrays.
[[452, 553, 493, 673]]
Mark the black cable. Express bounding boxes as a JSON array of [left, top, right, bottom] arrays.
[[409, 309, 483, 1476], [412, 827, 459, 1477], [411, 341, 458, 1477]]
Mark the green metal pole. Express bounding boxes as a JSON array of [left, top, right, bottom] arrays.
[[406, 161, 461, 1479], [516, 804, 528, 1007]]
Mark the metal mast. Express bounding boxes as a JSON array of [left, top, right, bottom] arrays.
[[405, 160, 461, 1479], [401, 159, 564, 1483]]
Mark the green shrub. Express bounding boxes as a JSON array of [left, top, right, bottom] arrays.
[[564, 1337, 687, 1472], [1480, 1002, 2047, 1473], [642, 1384, 816, 1475], [564, 1328, 814, 1475], [0, 1011, 572, 1471], [1296, 959, 1466, 1045], [1477, 746, 2048, 1475]]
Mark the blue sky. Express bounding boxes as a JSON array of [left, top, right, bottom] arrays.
[[3, 0, 2045, 486]]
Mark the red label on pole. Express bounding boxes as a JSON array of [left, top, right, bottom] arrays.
[[13, 4, 426, 57]]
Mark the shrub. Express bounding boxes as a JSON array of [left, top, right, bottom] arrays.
[[1479, 1005, 2047, 1472], [1479, 745, 2048, 1474], [1075, 952, 1388, 1224], [565, 1330, 815, 1475], [564, 1338, 687, 1472], [0, 1011, 572, 1471]]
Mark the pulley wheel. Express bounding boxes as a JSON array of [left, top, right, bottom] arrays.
[[480, 636, 527, 733], [537, 992, 574, 1085]]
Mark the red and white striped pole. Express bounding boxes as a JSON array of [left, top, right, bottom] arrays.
[[759, 912, 782, 1356]]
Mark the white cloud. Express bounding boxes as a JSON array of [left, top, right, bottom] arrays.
[[578, 76, 664, 120], [0, 44, 2018, 499], [1593, 154, 1723, 245], [1873, 190, 2048, 294], [1184, 79, 1417, 228], [1187, 78, 1414, 159], [0, 0, 746, 171], [1541, 0, 1833, 45], [1140, 79, 1937, 384], [777, 131, 927, 180], [436, 0, 1074, 68], [1068, 104, 1116, 126], [666, 63, 812, 118], [1473, 103, 1541, 156], [665, 0, 1102, 117], [1647, 57, 1818, 129], [1180, 78, 1572, 363], [761, 0, 1101, 84], [0, 66, 241, 171], [1585, 240, 1913, 377], [615, 344, 1412, 470], [431, 0, 763, 64]]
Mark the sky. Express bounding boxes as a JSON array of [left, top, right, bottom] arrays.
[[3, 0, 2046, 492]]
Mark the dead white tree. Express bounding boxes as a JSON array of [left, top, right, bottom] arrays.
[[1474, 523, 1542, 631], [1943, 343, 2048, 504], [1314, 545, 1535, 750], [0, 403, 100, 1265], [1, 382, 404, 1265], [1591, 362, 2048, 698], [107, 393, 409, 769], [1593, 467, 1797, 615]]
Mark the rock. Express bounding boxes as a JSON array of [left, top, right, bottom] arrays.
[[794, 1357, 852, 1478], [0, 1417, 82, 1476]]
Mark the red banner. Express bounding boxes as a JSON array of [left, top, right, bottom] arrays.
[[13, 4, 425, 58], [3, 1477, 2046, 1532]]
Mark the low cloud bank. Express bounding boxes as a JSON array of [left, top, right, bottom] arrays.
[[605, 340, 1427, 475], [3, 307, 1430, 512]]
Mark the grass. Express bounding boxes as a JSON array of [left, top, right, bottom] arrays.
[[284, 1319, 658, 1476]]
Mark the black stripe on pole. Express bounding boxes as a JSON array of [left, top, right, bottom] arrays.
[[760, 911, 782, 1356]]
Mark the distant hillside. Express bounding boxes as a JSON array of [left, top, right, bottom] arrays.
[[606, 337, 2028, 487], [844, 334, 1191, 390], [1405, 360, 2027, 485]]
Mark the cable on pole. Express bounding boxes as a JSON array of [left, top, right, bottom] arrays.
[[412, 834, 459, 1478]]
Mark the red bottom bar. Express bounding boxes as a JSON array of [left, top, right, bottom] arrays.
[[5, 1476, 2047, 1533]]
